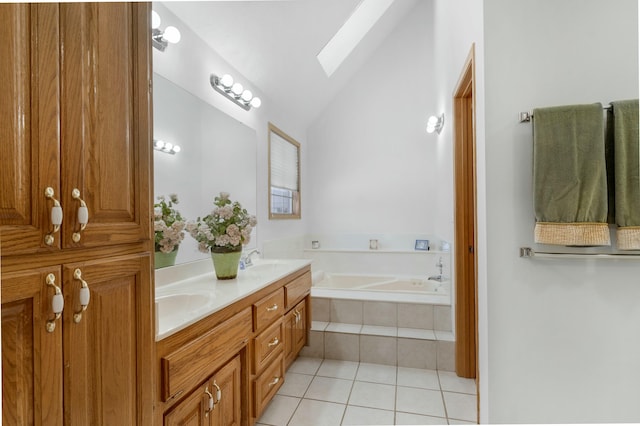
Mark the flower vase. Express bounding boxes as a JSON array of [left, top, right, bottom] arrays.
[[155, 247, 178, 269], [210, 246, 243, 280]]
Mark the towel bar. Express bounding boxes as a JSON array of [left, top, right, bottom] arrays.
[[518, 105, 612, 123], [519, 247, 640, 259]]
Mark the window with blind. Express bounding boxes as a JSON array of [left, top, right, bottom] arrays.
[[268, 123, 300, 219]]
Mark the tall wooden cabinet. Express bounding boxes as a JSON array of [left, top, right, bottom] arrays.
[[1, 3, 154, 425]]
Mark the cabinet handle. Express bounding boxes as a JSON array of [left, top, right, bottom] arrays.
[[46, 273, 64, 333], [71, 188, 89, 243], [44, 187, 63, 246], [213, 380, 221, 403], [294, 309, 301, 324], [204, 386, 214, 416], [266, 304, 278, 312], [268, 377, 280, 387], [73, 269, 91, 324], [267, 337, 279, 347]]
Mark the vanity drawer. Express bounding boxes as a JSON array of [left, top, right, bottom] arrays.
[[252, 355, 285, 418], [160, 307, 252, 402], [253, 317, 283, 374], [253, 288, 284, 332], [285, 271, 311, 309]]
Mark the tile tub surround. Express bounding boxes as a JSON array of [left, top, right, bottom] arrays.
[[256, 357, 477, 425], [303, 297, 455, 371]]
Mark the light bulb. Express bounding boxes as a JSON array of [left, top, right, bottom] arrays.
[[154, 140, 165, 149], [172, 145, 181, 153], [231, 83, 243, 96], [250, 97, 262, 108], [241, 89, 253, 102], [426, 125, 435, 134], [427, 116, 439, 126], [164, 142, 173, 152], [151, 10, 161, 29], [162, 26, 181, 44], [220, 74, 234, 89]]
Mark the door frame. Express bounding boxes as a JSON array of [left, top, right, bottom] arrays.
[[453, 44, 478, 386]]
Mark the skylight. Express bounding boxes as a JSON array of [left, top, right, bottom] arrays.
[[317, 0, 395, 77]]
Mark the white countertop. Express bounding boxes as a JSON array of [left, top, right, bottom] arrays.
[[155, 258, 312, 341]]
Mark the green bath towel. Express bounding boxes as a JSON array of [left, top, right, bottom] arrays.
[[533, 103, 610, 246], [609, 99, 640, 249]]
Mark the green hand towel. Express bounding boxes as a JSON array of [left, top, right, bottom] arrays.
[[533, 103, 610, 246], [610, 99, 640, 249]]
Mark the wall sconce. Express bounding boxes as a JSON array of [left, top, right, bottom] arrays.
[[210, 74, 262, 111], [153, 139, 181, 155], [426, 113, 445, 134], [151, 10, 181, 52]]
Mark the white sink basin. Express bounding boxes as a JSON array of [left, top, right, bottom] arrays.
[[156, 292, 216, 336], [244, 260, 291, 276], [157, 293, 211, 315]]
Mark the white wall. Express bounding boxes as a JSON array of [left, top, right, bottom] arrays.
[[307, 1, 442, 238], [152, 3, 308, 254], [483, 0, 640, 422]]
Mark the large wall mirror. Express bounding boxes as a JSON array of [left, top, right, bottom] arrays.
[[153, 73, 257, 265]]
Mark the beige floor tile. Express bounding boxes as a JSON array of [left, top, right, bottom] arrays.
[[304, 376, 353, 404], [397, 367, 440, 390], [395, 411, 448, 425], [317, 359, 359, 380], [287, 399, 346, 426], [348, 381, 396, 411], [438, 371, 477, 394], [288, 357, 323, 375], [342, 405, 395, 425], [355, 362, 397, 385], [443, 391, 477, 423], [256, 395, 300, 425], [395, 386, 446, 418], [277, 372, 313, 398]]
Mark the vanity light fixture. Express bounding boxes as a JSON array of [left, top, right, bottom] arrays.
[[153, 139, 181, 155], [210, 74, 262, 111], [426, 113, 445, 134], [151, 10, 181, 52]]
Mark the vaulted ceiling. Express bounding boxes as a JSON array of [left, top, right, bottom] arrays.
[[162, 0, 420, 126]]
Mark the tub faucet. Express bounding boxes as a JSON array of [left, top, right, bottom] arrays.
[[428, 257, 448, 282], [241, 249, 261, 267]]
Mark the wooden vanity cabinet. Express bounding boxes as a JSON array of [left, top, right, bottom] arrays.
[[156, 266, 312, 426], [1, 3, 154, 425]]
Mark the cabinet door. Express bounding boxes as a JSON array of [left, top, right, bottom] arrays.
[[62, 253, 153, 425], [59, 3, 151, 249], [293, 299, 307, 355], [283, 309, 296, 368], [164, 382, 209, 426], [211, 355, 242, 426], [0, 3, 62, 255], [1, 267, 63, 426]]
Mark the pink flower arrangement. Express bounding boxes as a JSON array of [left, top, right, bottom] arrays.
[[186, 192, 257, 252]]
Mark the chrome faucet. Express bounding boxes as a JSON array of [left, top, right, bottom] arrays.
[[428, 257, 448, 282], [241, 249, 261, 267]]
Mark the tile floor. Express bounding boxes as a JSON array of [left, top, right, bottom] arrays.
[[256, 357, 477, 426]]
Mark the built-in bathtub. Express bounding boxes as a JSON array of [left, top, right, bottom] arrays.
[[311, 270, 450, 305]]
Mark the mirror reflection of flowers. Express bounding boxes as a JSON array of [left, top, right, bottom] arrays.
[[154, 194, 186, 253], [187, 192, 257, 253]]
